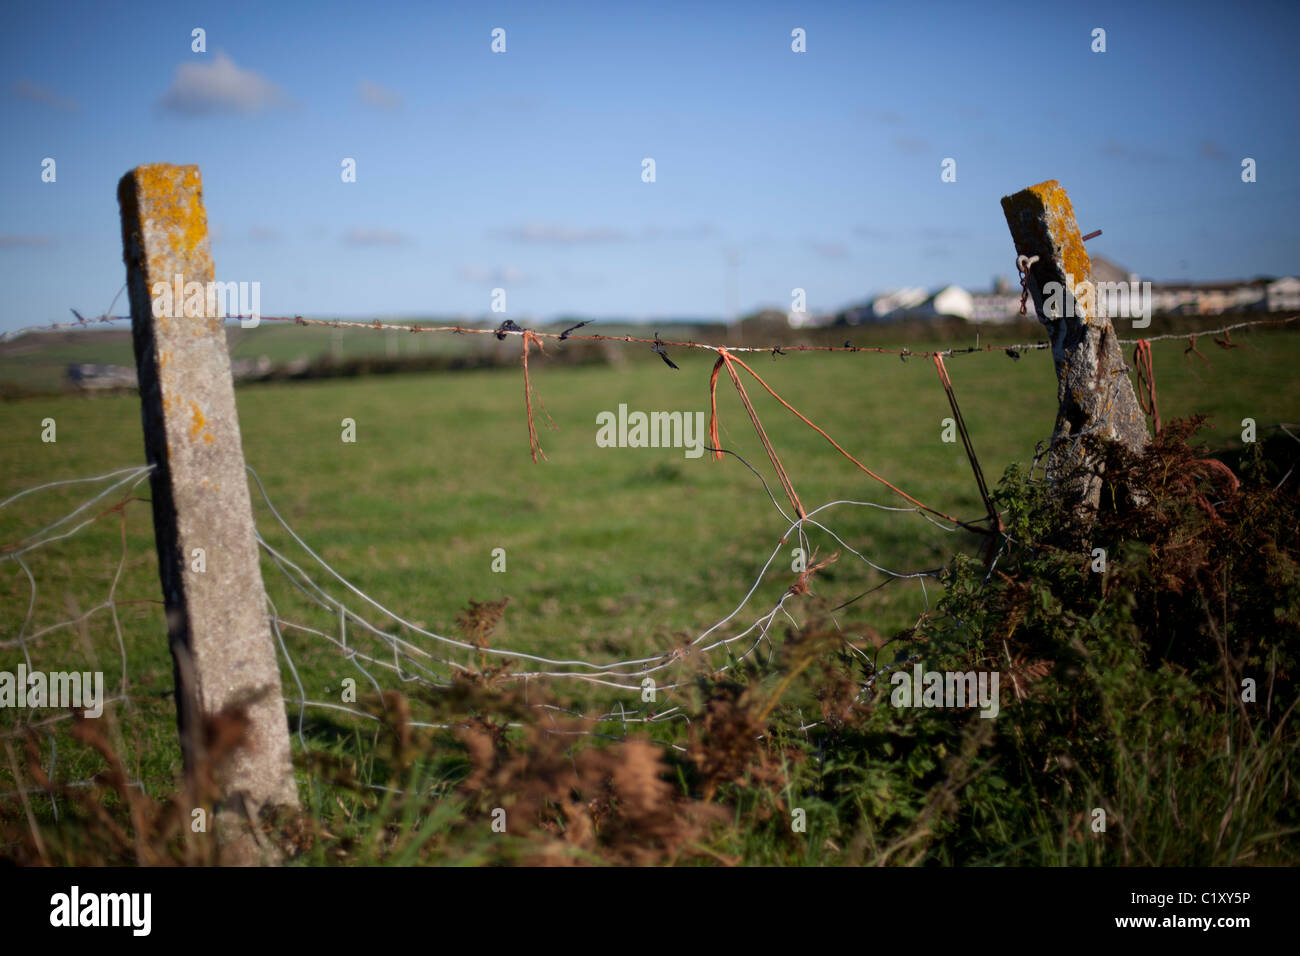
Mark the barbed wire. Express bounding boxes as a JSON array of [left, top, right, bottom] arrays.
[[7, 403, 1297, 816], [0, 437, 970, 810], [4, 310, 1297, 356], [3, 292, 1297, 821]]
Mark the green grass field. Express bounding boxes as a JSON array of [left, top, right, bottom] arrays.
[[2, 320, 1297, 865]]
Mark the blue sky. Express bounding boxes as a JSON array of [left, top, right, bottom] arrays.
[[1, 0, 1297, 331]]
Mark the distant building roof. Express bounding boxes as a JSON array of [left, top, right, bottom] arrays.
[[1089, 255, 1133, 284], [1150, 278, 1270, 291]]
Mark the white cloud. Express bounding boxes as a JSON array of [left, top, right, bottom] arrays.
[[345, 227, 409, 246], [500, 222, 715, 245], [892, 135, 931, 155], [503, 223, 628, 244], [359, 79, 401, 112], [11, 80, 78, 111], [641, 223, 715, 241], [808, 240, 848, 260], [1199, 139, 1227, 160], [1101, 140, 1170, 164], [158, 52, 292, 116], [860, 107, 905, 126], [458, 265, 531, 285], [0, 234, 56, 248]]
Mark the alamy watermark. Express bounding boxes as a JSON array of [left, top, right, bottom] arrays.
[[151, 273, 261, 328], [50, 886, 151, 935], [1042, 274, 1151, 329], [595, 403, 707, 459], [890, 663, 1000, 718], [0, 666, 105, 718]]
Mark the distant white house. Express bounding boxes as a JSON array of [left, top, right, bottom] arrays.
[[810, 259, 1298, 330], [833, 286, 972, 324], [1090, 256, 1143, 322], [1147, 277, 1297, 315], [970, 255, 1143, 323], [970, 256, 1295, 322], [870, 287, 930, 320], [970, 275, 1033, 323], [912, 285, 973, 320], [970, 292, 1031, 323], [787, 308, 833, 329], [1268, 277, 1300, 312]]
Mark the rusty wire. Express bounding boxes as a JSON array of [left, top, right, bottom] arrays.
[[7, 310, 1295, 356], [7, 346, 1299, 816]]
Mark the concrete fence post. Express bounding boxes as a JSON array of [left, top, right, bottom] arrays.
[[117, 164, 297, 862], [1001, 180, 1150, 518]]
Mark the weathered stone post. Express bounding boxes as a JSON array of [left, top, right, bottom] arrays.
[[118, 164, 297, 863], [1001, 180, 1150, 518]]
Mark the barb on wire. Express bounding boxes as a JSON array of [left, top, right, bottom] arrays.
[[8, 302, 1294, 360], [494, 319, 524, 341], [651, 331, 680, 370], [559, 320, 592, 340], [1214, 329, 1241, 350], [1117, 315, 1298, 346]]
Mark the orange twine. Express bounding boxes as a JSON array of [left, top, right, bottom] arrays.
[[1184, 334, 1210, 366], [521, 330, 554, 463], [1133, 339, 1161, 437], [711, 350, 805, 520], [708, 347, 964, 527]]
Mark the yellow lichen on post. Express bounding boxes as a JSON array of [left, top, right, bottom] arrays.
[[188, 401, 213, 445], [118, 163, 298, 864], [1002, 180, 1094, 321], [1027, 180, 1092, 296], [1001, 180, 1150, 521], [136, 164, 211, 262]]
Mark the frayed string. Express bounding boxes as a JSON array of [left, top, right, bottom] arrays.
[[521, 330, 554, 463], [710, 349, 805, 520], [1133, 340, 1161, 437], [708, 347, 966, 528]]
